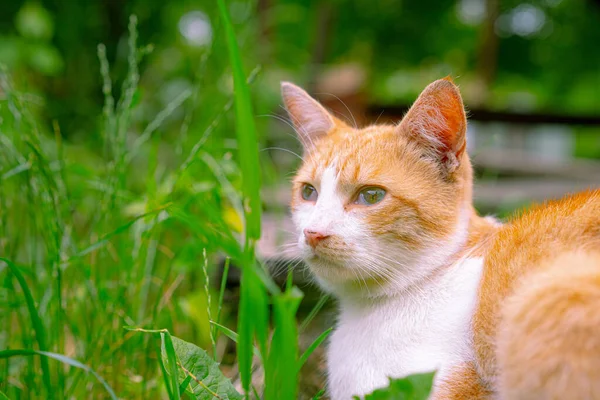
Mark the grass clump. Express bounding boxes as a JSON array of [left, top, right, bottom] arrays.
[[0, 3, 326, 399]]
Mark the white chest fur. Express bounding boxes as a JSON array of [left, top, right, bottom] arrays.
[[326, 257, 483, 399]]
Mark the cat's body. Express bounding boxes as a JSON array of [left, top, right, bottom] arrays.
[[282, 78, 600, 399]]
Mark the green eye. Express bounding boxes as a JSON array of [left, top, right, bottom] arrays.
[[357, 187, 386, 205], [301, 184, 318, 201]]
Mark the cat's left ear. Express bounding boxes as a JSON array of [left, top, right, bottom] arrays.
[[281, 82, 343, 151], [398, 78, 467, 173]]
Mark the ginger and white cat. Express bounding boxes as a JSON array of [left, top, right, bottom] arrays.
[[282, 78, 600, 399]]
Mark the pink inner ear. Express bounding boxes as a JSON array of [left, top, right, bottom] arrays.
[[437, 88, 466, 156], [402, 79, 467, 159], [281, 82, 336, 149]]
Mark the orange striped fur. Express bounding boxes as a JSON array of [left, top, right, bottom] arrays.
[[472, 190, 600, 399]]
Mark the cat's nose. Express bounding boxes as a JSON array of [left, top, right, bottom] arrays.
[[304, 229, 330, 248]]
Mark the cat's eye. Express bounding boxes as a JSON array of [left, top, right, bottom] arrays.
[[356, 187, 386, 206], [301, 184, 318, 201]]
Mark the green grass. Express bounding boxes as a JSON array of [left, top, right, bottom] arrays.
[[0, 5, 435, 399], [0, 4, 327, 399]]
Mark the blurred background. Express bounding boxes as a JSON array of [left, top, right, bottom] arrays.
[[1, 0, 599, 398]]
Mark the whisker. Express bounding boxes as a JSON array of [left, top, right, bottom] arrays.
[[280, 105, 316, 150], [257, 113, 304, 145], [261, 146, 303, 161], [316, 92, 358, 129], [268, 256, 303, 278], [374, 109, 385, 125]]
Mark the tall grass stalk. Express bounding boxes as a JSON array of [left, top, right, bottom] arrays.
[[217, 1, 310, 398], [217, 0, 268, 396]]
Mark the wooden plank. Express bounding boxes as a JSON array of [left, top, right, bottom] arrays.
[[474, 179, 599, 206], [472, 149, 600, 181]]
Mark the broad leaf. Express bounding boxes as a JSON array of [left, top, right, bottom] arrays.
[[360, 372, 435, 400], [161, 335, 242, 400]]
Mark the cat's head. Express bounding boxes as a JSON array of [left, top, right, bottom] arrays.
[[283, 78, 475, 299]]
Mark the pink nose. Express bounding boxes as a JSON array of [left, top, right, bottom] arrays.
[[304, 229, 330, 248]]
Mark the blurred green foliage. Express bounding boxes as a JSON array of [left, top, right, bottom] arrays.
[[0, 0, 598, 142]]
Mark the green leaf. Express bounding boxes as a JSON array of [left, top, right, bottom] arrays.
[[162, 335, 243, 400], [361, 372, 436, 400]]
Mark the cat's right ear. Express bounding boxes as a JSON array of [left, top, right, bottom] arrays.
[[398, 78, 467, 174], [281, 82, 337, 150]]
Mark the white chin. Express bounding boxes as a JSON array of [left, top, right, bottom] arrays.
[[306, 258, 357, 283]]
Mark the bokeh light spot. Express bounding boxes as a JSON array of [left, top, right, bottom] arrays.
[[178, 11, 212, 47]]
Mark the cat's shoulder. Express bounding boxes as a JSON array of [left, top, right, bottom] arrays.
[[490, 188, 600, 257]]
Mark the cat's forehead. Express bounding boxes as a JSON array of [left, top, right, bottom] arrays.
[[297, 124, 410, 185]]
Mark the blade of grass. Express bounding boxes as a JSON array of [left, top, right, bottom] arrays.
[[176, 65, 259, 176], [264, 287, 303, 400], [0, 349, 116, 400], [201, 249, 216, 359], [161, 332, 181, 399], [157, 346, 175, 400], [200, 151, 244, 231], [124, 327, 179, 398], [210, 321, 260, 358], [217, 1, 268, 395], [298, 328, 333, 371], [216, 0, 261, 244], [178, 375, 193, 395], [238, 266, 268, 393], [0, 259, 52, 399], [1, 161, 31, 180], [168, 206, 242, 261], [216, 257, 230, 326], [300, 294, 329, 332], [65, 202, 171, 262], [210, 321, 239, 343], [128, 88, 192, 163], [237, 272, 263, 393], [97, 43, 115, 158], [212, 257, 230, 359]]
